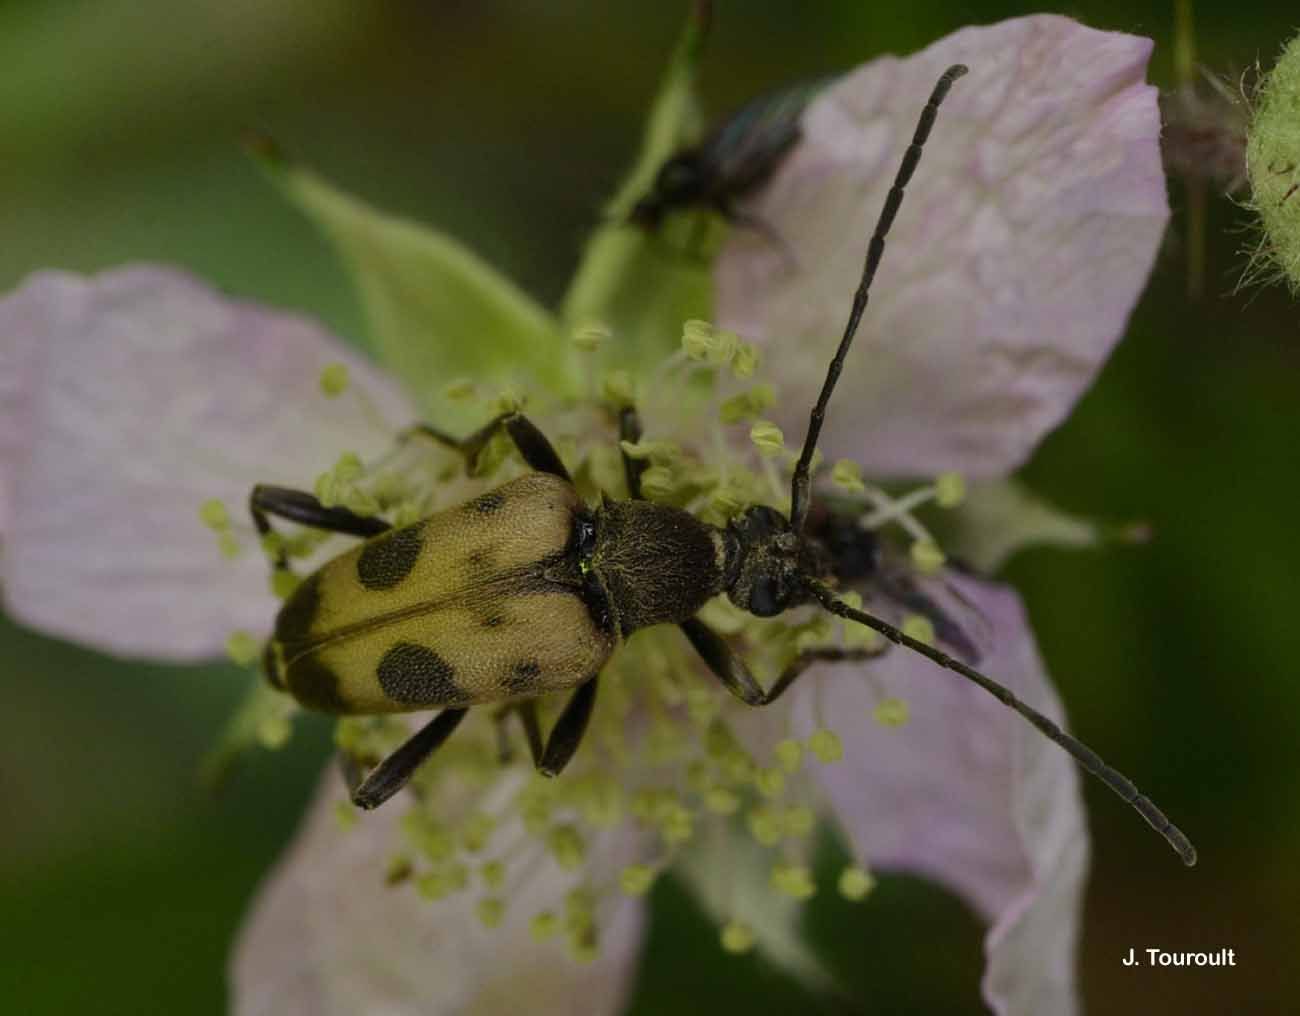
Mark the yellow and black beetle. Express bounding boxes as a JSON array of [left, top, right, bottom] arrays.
[[250, 66, 1197, 866]]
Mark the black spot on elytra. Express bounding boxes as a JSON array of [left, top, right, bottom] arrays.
[[482, 613, 505, 629], [274, 572, 321, 645], [505, 660, 542, 693], [357, 523, 425, 591], [285, 653, 348, 713], [378, 642, 466, 705], [469, 491, 505, 515]]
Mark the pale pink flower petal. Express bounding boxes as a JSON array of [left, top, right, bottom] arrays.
[[0, 266, 414, 660], [796, 578, 1087, 1015], [717, 15, 1167, 479], [232, 774, 647, 1016]]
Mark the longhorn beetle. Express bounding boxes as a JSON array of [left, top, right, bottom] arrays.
[[251, 65, 1196, 866]]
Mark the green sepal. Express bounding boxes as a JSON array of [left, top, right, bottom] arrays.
[[560, 2, 714, 374], [937, 478, 1142, 573], [248, 136, 566, 427]]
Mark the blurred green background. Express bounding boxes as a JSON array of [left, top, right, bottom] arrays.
[[2, 1, 1296, 1013]]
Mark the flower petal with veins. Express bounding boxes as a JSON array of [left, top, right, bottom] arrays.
[[796, 578, 1087, 1015], [717, 15, 1167, 479], [0, 266, 415, 660], [232, 774, 648, 1016]]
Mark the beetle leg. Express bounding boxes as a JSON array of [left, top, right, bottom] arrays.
[[538, 678, 599, 777], [349, 707, 470, 810], [249, 484, 391, 573], [618, 407, 646, 499], [404, 412, 571, 482], [680, 617, 884, 706], [492, 700, 544, 766]]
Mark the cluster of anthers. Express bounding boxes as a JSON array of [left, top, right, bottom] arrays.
[[199, 318, 968, 962]]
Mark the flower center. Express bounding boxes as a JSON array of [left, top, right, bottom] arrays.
[[203, 321, 966, 960]]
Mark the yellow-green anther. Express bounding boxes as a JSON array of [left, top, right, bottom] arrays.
[[771, 863, 817, 900], [620, 864, 656, 896], [682, 319, 737, 364], [270, 570, 300, 599], [660, 803, 694, 846], [492, 387, 526, 414], [775, 738, 804, 774], [902, 614, 935, 646], [601, 369, 635, 409], [831, 459, 866, 493], [874, 697, 910, 728], [442, 377, 476, 402], [719, 384, 775, 424], [808, 728, 843, 764], [732, 342, 761, 379], [838, 865, 877, 901], [319, 362, 350, 397], [934, 471, 966, 508], [910, 539, 946, 575], [256, 712, 291, 749], [747, 806, 783, 847], [546, 824, 586, 870], [199, 498, 230, 530], [750, 420, 784, 458], [755, 766, 786, 799], [334, 451, 364, 482], [845, 621, 884, 652], [333, 800, 358, 831], [225, 630, 260, 666], [461, 812, 496, 853], [218, 532, 242, 560], [481, 860, 506, 890], [720, 391, 755, 424], [783, 805, 815, 838], [839, 589, 864, 611], [415, 863, 469, 900], [721, 921, 756, 954], [619, 439, 676, 462], [572, 321, 612, 352], [705, 787, 740, 815], [341, 488, 381, 517], [686, 760, 711, 793], [640, 465, 675, 500], [530, 911, 559, 942], [476, 897, 506, 928]]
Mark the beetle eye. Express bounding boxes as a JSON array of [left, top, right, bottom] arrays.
[[750, 575, 782, 617]]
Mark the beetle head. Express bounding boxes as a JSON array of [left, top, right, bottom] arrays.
[[725, 505, 829, 617]]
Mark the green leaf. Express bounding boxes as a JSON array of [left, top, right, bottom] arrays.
[[560, 2, 714, 375], [675, 819, 834, 992], [940, 478, 1146, 573], [250, 139, 565, 426]]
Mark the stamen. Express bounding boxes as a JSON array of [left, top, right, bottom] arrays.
[[838, 865, 876, 901]]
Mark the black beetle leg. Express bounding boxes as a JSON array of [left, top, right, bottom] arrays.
[[680, 617, 884, 706], [349, 708, 470, 810], [404, 412, 570, 482]]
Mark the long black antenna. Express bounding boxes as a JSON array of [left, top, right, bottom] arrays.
[[804, 578, 1198, 866], [789, 64, 968, 532]]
